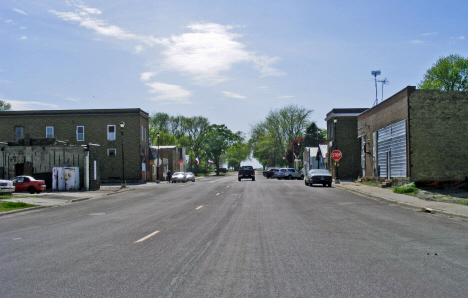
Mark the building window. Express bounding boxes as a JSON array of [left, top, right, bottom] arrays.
[[46, 126, 54, 138], [15, 126, 24, 141], [107, 148, 116, 156], [141, 125, 144, 141], [76, 126, 84, 141], [108, 125, 116, 141]]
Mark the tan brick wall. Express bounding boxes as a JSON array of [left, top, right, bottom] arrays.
[[0, 109, 149, 181], [409, 90, 468, 180]]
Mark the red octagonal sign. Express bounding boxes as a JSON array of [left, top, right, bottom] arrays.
[[331, 150, 342, 162]]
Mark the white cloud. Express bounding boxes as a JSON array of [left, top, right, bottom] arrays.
[[140, 72, 156, 81], [50, 4, 283, 85], [159, 23, 283, 84], [65, 97, 80, 102], [134, 45, 144, 53], [451, 36, 465, 40], [13, 8, 27, 15], [49, 4, 160, 46], [7, 100, 59, 110], [222, 91, 246, 99], [145, 82, 192, 104], [20, 36, 27, 40], [421, 32, 437, 36], [277, 95, 295, 99]]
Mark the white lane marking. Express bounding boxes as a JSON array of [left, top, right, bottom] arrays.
[[227, 186, 230, 188], [216, 193, 220, 196], [134, 231, 159, 243], [89, 213, 105, 216], [196, 205, 203, 210]]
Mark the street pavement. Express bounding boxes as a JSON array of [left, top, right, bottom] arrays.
[[2, 175, 468, 221]]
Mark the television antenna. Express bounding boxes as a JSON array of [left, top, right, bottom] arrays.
[[377, 78, 389, 102], [371, 70, 381, 106]]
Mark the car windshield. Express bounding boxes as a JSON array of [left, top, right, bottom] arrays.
[[311, 170, 331, 175]]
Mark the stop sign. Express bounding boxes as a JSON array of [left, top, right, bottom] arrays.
[[331, 150, 342, 162]]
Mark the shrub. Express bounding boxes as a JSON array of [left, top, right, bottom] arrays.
[[393, 182, 419, 194]]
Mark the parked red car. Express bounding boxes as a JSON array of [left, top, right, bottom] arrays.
[[12, 176, 47, 194]]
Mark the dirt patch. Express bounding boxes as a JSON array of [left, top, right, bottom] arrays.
[[412, 182, 468, 204]]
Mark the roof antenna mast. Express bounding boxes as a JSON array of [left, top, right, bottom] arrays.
[[371, 70, 381, 106], [377, 78, 389, 102]]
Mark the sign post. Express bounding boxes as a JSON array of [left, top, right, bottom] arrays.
[[331, 150, 342, 184]]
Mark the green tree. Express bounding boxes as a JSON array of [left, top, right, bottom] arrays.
[[250, 104, 312, 168], [205, 124, 241, 175], [0, 100, 11, 111], [418, 54, 468, 91], [226, 139, 251, 169]]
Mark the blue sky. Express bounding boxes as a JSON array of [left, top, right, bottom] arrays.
[[1, 0, 467, 136]]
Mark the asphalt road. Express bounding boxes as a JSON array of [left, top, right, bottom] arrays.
[[1, 174, 468, 297]]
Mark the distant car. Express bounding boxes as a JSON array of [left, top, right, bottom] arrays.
[[185, 172, 195, 182], [171, 172, 187, 183], [238, 165, 255, 181], [215, 168, 228, 173], [12, 176, 47, 194], [264, 168, 279, 179], [274, 168, 303, 180], [0, 179, 15, 194], [305, 169, 332, 187]]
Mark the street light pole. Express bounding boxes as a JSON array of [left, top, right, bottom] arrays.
[[120, 121, 126, 188], [156, 131, 160, 183]]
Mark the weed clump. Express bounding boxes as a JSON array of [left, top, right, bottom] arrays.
[[394, 182, 419, 194]]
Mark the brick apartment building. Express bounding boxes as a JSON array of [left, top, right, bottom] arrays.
[[0, 108, 150, 186], [325, 108, 368, 180], [358, 86, 468, 183]]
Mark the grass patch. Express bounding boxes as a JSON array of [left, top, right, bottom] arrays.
[[456, 200, 468, 206], [0, 201, 37, 212], [393, 182, 419, 194], [359, 181, 380, 187]]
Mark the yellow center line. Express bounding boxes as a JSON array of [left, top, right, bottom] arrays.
[[134, 231, 159, 243], [196, 205, 203, 210]]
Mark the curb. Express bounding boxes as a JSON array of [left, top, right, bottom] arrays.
[[0, 205, 50, 217], [335, 184, 468, 221]]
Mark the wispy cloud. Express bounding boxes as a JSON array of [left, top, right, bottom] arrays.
[[421, 32, 437, 36], [451, 36, 465, 40], [49, 2, 159, 46], [222, 91, 246, 99], [7, 100, 59, 110], [145, 82, 192, 104], [50, 4, 283, 87], [13, 8, 27, 15], [410, 39, 425, 44], [65, 97, 80, 102], [159, 23, 283, 85], [140, 72, 156, 81], [20, 36, 27, 40]]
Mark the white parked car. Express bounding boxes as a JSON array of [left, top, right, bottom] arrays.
[[171, 172, 187, 183], [185, 172, 195, 182], [0, 179, 15, 194]]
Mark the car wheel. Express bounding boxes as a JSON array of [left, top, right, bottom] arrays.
[[252, 177, 255, 181], [288, 175, 292, 180], [328, 183, 332, 187], [238, 178, 241, 181], [304, 179, 308, 186], [300, 175, 304, 180], [323, 184, 326, 187], [28, 186, 36, 194]]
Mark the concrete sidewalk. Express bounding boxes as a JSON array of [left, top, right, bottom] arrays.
[[335, 182, 468, 221]]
